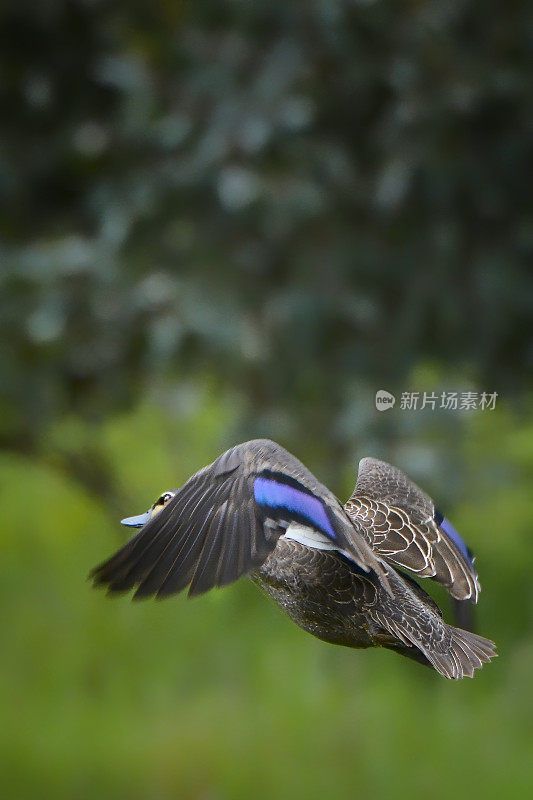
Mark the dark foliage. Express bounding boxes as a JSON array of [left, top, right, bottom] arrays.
[[1, 0, 531, 455]]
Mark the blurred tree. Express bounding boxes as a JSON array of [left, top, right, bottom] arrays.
[[0, 0, 531, 470]]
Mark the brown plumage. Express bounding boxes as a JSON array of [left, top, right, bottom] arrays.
[[91, 439, 496, 679]]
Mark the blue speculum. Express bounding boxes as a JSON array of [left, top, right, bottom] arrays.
[[434, 507, 474, 562], [254, 476, 336, 540]]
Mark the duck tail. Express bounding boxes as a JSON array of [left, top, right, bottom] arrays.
[[426, 627, 497, 679]]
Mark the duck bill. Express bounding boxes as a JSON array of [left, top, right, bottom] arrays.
[[120, 511, 152, 527]]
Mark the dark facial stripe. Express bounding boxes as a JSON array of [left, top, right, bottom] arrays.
[[435, 507, 473, 562], [253, 476, 336, 540]]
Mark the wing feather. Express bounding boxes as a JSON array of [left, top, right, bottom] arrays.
[[135, 481, 229, 598], [345, 458, 480, 601], [91, 440, 391, 600]]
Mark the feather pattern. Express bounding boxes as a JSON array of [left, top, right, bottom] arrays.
[[344, 457, 480, 601], [252, 539, 495, 679]]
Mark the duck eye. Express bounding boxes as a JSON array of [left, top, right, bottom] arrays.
[[156, 491, 174, 506]]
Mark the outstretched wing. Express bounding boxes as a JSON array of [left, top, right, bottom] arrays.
[[344, 458, 480, 602], [91, 440, 390, 600]]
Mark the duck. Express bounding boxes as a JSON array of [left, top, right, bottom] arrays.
[[91, 438, 496, 679]]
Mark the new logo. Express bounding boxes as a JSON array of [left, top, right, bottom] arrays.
[[375, 390, 396, 411]]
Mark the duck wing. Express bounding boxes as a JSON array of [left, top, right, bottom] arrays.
[[91, 439, 390, 599], [344, 458, 480, 601]]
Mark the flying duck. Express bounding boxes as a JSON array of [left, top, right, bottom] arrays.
[[91, 439, 496, 679]]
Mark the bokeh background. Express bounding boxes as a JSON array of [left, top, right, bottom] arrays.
[[1, 1, 532, 798]]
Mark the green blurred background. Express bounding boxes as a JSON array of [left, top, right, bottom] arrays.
[[1, 1, 532, 798]]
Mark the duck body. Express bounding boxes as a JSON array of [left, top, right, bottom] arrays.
[[252, 538, 377, 649], [92, 439, 496, 679], [252, 538, 490, 676]]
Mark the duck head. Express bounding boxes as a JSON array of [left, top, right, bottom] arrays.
[[121, 489, 178, 528]]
